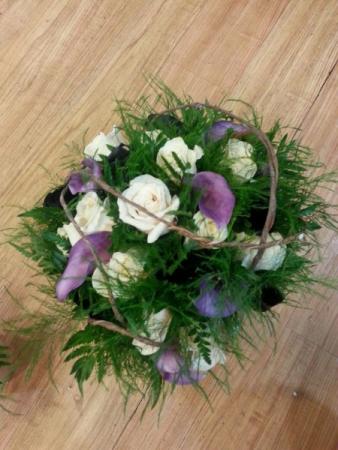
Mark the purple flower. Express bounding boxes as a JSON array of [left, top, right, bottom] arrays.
[[192, 171, 235, 228], [68, 158, 102, 195], [206, 120, 249, 142], [162, 371, 205, 385], [195, 280, 237, 318], [156, 348, 206, 385], [156, 348, 182, 373], [56, 231, 111, 301]]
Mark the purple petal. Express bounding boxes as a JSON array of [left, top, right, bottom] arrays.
[[68, 158, 102, 195], [156, 348, 206, 385], [206, 120, 249, 142], [192, 171, 235, 228], [195, 280, 237, 318], [56, 231, 111, 301], [156, 348, 183, 374], [162, 370, 206, 385]]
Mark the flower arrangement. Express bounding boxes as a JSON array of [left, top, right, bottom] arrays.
[[2, 84, 337, 410]]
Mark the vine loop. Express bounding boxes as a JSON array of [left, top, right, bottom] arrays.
[[60, 102, 300, 344]]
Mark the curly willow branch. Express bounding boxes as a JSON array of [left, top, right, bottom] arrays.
[[87, 318, 160, 347], [92, 176, 301, 251], [60, 186, 161, 347], [60, 102, 305, 345], [155, 102, 279, 268], [90, 103, 302, 255], [60, 186, 124, 324]]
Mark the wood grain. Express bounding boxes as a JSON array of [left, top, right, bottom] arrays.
[[0, 1, 337, 449]]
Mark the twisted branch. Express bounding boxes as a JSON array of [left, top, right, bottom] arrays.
[[60, 186, 161, 346], [154, 102, 279, 268], [60, 102, 303, 345], [60, 186, 125, 324], [88, 318, 160, 347], [92, 176, 303, 250]]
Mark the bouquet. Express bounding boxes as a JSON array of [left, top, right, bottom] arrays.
[[2, 84, 337, 410]]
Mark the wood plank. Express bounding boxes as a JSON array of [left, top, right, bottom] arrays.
[[0, 1, 337, 449]]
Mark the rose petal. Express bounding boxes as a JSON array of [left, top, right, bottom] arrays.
[[117, 175, 180, 243], [206, 120, 249, 142], [194, 281, 237, 318], [192, 171, 235, 228], [240, 232, 286, 271], [68, 158, 102, 195], [56, 231, 111, 301]]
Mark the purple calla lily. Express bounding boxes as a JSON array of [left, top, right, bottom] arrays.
[[68, 158, 102, 195], [56, 231, 111, 301], [192, 171, 235, 228], [195, 280, 237, 318], [162, 371, 206, 385], [156, 348, 206, 385], [156, 348, 182, 374], [206, 120, 249, 142]]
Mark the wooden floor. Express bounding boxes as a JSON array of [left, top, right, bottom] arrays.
[[0, 1, 337, 449]]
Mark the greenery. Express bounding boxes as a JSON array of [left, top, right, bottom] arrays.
[[2, 81, 337, 411]]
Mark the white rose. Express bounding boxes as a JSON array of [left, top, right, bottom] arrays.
[[117, 175, 180, 243], [239, 232, 286, 271], [57, 192, 115, 246], [84, 126, 128, 161], [156, 137, 204, 180], [132, 309, 172, 356], [92, 251, 144, 298], [226, 138, 257, 181], [189, 339, 227, 372], [192, 211, 228, 244]]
